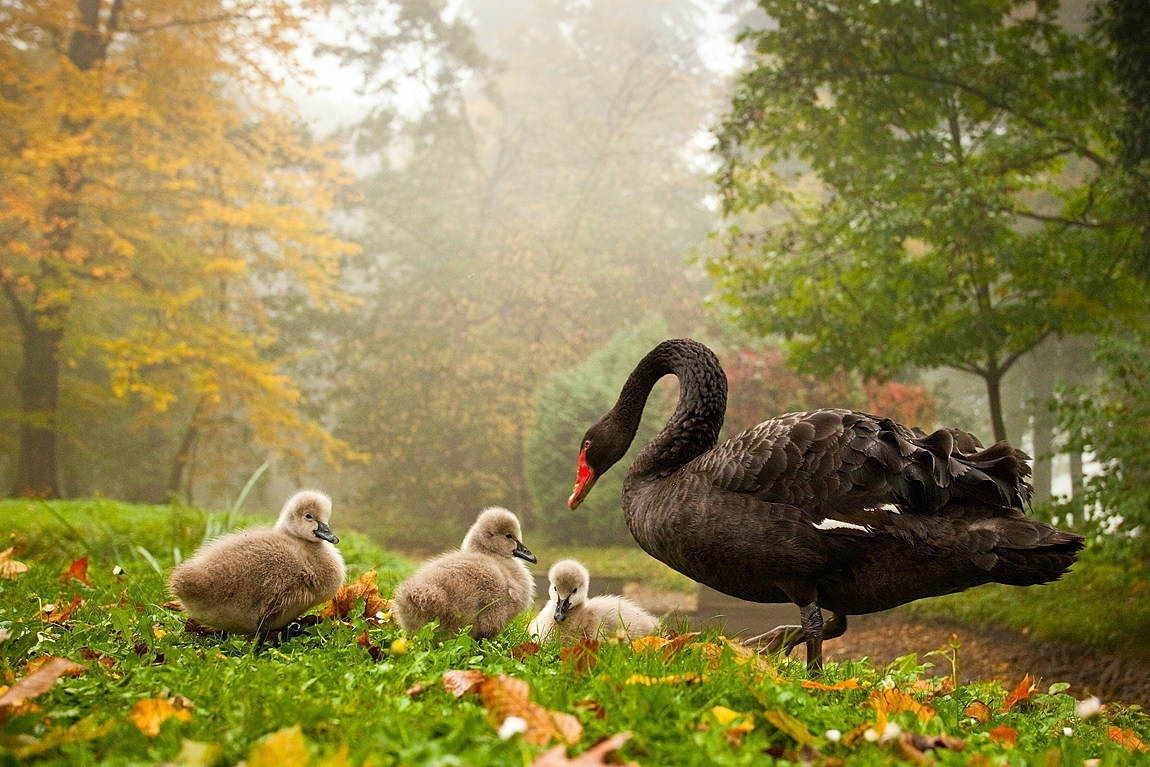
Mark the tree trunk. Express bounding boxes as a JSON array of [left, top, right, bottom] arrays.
[[984, 367, 1008, 443], [14, 322, 64, 497], [166, 401, 205, 499], [1031, 349, 1057, 502]]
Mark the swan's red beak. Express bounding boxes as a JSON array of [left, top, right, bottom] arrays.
[[567, 447, 596, 509]]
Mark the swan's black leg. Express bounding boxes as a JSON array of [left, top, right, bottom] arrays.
[[800, 603, 823, 670]]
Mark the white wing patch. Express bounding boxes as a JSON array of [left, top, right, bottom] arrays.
[[812, 518, 871, 533], [880, 503, 901, 514]]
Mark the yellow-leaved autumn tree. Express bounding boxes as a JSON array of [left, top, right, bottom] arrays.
[[0, 0, 360, 496]]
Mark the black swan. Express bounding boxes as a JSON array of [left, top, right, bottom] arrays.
[[567, 339, 1084, 668]]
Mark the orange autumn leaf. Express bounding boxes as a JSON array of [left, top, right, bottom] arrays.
[[60, 556, 90, 585], [988, 725, 1018, 748], [963, 700, 992, 724], [630, 636, 670, 653], [39, 595, 84, 624], [0, 657, 86, 721], [478, 674, 582, 746], [1108, 726, 1148, 753], [79, 648, 115, 670], [0, 547, 30, 580], [801, 678, 860, 691], [512, 642, 541, 660], [560, 639, 600, 673], [531, 732, 638, 767], [129, 697, 192, 736], [443, 669, 487, 698], [625, 672, 706, 686], [868, 688, 936, 730], [356, 631, 383, 662], [661, 631, 702, 659], [322, 569, 389, 621], [1002, 674, 1036, 713], [573, 699, 606, 720]]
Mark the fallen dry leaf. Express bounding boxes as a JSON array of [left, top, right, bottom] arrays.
[[0, 656, 86, 721], [322, 569, 391, 624], [710, 705, 755, 746], [988, 725, 1018, 748], [39, 594, 84, 624], [164, 738, 222, 767], [245, 724, 309, 767], [1108, 726, 1148, 753], [624, 672, 705, 686], [897, 732, 965, 764], [630, 635, 670, 653], [763, 709, 815, 745], [61, 556, 90, 585], [513, 642, 541, 660], [868, 688, 936, 728], [801, 678, 859, 691], [560, 639, 600, 673], [573, 699, 606, 720], [79, 648, 116, 670], [531, 732, 637, 767], [1002, 674, 1036, 713], [964, 700, 993, 724], [478, 674, 582, 746], [6, 716, 114, 759], [405, 681, 430, 697], [129, 697, 193, 736], [443, 669, 487, 697], [0, 547, 29, 580], [162, 600, 185, 611], [356, 631, 383, 661]]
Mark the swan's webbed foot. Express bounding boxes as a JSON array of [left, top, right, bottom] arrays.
[[745, 625, 806, 655], [745, 610, 848, 670]]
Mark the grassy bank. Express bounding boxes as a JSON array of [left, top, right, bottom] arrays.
[[1, 500, 1148, 765], [902, 545, 1150, 660]]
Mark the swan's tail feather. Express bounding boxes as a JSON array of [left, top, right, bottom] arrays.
[[965, 515, 1085, 586]]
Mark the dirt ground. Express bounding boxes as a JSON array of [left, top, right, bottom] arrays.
[[820, 612, 1150, 706]]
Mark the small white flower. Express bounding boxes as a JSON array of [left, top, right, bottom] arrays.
[[1063, 727, 1074, 736], [881, 722, 902, 742], [497, 716, 528, 740], [1076, 696, 1103, 719], [112, 565, 124, 575], [880, 675, 895, 690], [863, 728, 879, 742], [42, 603, 56, 614], [825, 729, 842, 743]]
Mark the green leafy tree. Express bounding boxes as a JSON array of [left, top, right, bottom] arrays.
[[709, 0, 1142, 443]]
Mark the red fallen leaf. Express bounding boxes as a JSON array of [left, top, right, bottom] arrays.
[[936, 676, 956, 696], [531, 732, 638, 767], [964, 700, 992, 724], [0, 657, 86, 722], [560, 639, 600, 673], [162, 600, 184, 611], [79, 648, 115, 670], [443, 669, 487, 697], [356, 631, 383, 661], [573, 699, 606, 720], [662, 631, 702, 659], [39, 595, 84, 624], [405, 681, 430, 696], [1002, 674, 1036, 713], [988, 725, 1018, 748], [802, 678, 860, 691], [1109, 726, 1148, 753], [323, 569, 389, 622], [512, 642, 541, 660], [60, 556, 90, 585]]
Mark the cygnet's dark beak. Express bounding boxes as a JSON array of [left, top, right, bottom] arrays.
[[512, 539, 536, 563], [554, 595, 572, 622], [314, 521, 339, 544]]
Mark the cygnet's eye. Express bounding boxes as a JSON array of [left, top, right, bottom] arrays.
[[305, 513, 313, 520], [505, 533, 513, 539]]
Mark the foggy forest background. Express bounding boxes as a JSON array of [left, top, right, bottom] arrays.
[[2, 0, 1147, 553]]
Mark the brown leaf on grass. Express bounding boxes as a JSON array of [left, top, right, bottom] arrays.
[[710, 706, 756, 746], [1108, 726, 1149, 753], [897, 732, 965, 764], [183, 618, 222, 637], [574, 699, 606, 720], [356, 631, 383, 661], [60, 556, 90, 585], [700, 637, 780, 679], [39, 594, 84, 624], [763, 709, 815, 744], [662, 631, 702, 659], [513, 642, 541, 660], [323, 569, 391, 623], [0, 657, 86, 721], [801, 678, 859, 691], [0, 547, 30, 580], [405, 681, 430, 697], [964, 700, 992, 724], [935, 676, 956, 697], [130, 697, 193, 736], [478, 674, 583, 745], [162, 600, 185, 611], [630, 636, 670, 653], [560, 639, 600, 673], [988, 725, 1018, 748], [79, 648, 116, 670], [531, 732, 638, 767], [443, 669, 487, 697], [1002, 674, 1036, 713], [868, 688, 936, 728]]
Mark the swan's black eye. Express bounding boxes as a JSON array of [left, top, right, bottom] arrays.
[[583, 440, 591, 449], [305, 513, 313, 520], [505, 533, 513, 539]]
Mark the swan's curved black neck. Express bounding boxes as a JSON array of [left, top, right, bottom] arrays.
[[614, 339, 727, 478]]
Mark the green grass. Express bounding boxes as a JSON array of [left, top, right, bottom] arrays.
[[2, 500, 1148, 765], [903, 545, 1150, 660]]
